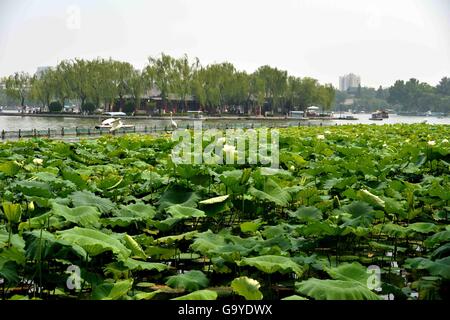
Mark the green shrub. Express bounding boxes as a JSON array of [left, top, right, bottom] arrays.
[[48, 101, 62, 113]]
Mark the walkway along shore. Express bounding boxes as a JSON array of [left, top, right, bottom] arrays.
[[0, 112, 334, 121]]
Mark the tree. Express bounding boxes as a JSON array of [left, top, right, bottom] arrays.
[[254, 65, 287, 113], [59, 59, 90, 109], [248, 73, 265, 115], [128, 69, 147, 111], [53, 63, 72, 108], [297, 77, 319, 111], [30, 71, 54, 108], [192, 68, 207, 111], [172, 54, 199, 112], [388, 80, 406, 106], [86, 58, 116, 111], [436, 77, 450, 96], [5, 72, 31, 107], [318, 84, 335, 112], [112, 61, 134, 111], [376, 85, 385, 99], [81, 102, 95, 114], [145, 53, 177, 113]]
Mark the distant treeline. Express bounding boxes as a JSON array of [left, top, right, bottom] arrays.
[[1, 54, 448, 115], [0, 54, 334, 115], [336, 78, 450, 113]]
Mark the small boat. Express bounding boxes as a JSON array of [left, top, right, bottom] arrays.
[[336, 115, 358, 120], [95, 118, 135, 131], [370, 110, 388, 120]]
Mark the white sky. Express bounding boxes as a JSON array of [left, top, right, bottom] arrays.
[[0, 0, 448, 88]]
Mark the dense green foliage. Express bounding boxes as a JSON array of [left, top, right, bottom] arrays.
[[388, 78, 450, 113], [1, 54, 335, 115], [80, 102, 96, 114], [0, 124, 449, 300], [48, 101, 62, 113], [335, 78, 450, 114]]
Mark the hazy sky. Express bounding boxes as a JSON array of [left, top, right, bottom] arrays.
[[0, 0, 448, 88]]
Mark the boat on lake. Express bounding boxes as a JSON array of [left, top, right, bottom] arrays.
[[95, 118, 135, 131], [370, 110, 389, 120]]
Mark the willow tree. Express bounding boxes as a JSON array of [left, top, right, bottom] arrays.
[[145, 53, 177, 112], [30, 70, 54, 108], [172, 54, 199, 112], [5, 72, 31, 107]]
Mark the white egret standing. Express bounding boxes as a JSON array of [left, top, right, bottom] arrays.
[[170, 112, 178, 130]]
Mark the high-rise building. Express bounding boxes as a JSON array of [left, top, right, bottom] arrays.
[[339, 73, 361, 91]]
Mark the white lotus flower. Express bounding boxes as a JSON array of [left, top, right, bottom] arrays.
[[217, 137, 226, 144], [428, 140, 436, 146], [324, 130, 331, 134], [223, 144, 236, 156], [405, 139, 410, 143], [317, 134, 325, 140], [33, 158, 43, 165], [383, 143, 388, 147], [442, 139, 449, 143]]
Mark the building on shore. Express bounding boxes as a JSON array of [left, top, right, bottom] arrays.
[[339, 73, 361, 92]]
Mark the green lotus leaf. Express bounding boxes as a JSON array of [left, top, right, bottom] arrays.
[[166, 270, 209, 292], [57, 227, 130, 260], [424, 230, 450, 248], [51, 203, 101, 228], [325, 262, 370, 286], [69, 191, 115, 213], [405, 257, 450, 279], [14, 181, 53, 198], [281, 295, 308, 300], [406, 223, 438, 234], [357, 189, 385, 209], [172, 289, 218, 300], [123, 234, 147, 259], [248, 179, 291, 207], [231, 276, 263, 300], [91, 279, 133, 300], [122, 258, 169, 272], [238, 255, 303, 275], [157, 186, 200, 211], [290, 206, 322, 222], [166, 204, 206, 219], [199, 195, 229, 205], [0, 161, 21, 176], [295, 278, 380, 300]]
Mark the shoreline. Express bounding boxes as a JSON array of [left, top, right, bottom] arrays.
[[0, 112, 336, 121]]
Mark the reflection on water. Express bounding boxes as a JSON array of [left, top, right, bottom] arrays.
[[0, 113, 449, 132]]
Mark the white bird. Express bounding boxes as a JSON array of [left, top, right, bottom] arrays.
[[106, 118, 124, 132], [170, 112, 178, 130]]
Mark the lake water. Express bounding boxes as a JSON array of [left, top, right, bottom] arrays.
[[0, 113, 449, 132]]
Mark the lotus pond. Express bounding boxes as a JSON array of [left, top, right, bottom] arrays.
[[0, 124, 449, 300]]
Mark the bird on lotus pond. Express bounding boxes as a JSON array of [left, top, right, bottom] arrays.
[[170, 112, 178, 130]]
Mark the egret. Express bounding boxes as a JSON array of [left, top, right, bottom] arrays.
[[170, 112, 178, 130]]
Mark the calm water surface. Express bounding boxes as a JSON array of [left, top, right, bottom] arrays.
[[0, 113, 449, 132]]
